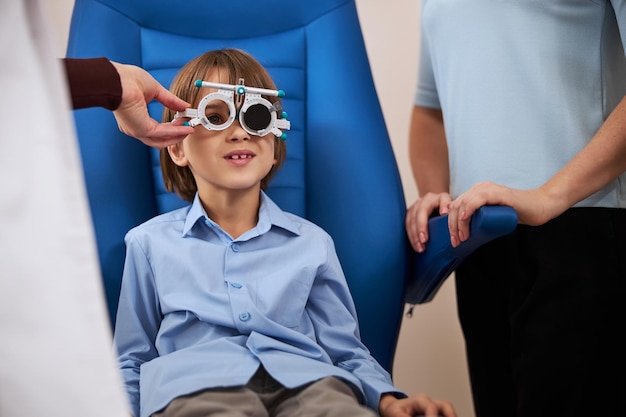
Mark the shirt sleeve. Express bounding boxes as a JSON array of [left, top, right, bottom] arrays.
[[113, 231, 163, 417], [307, 234, 407, 411], [62, 57, 122, 110], [414, 0, 440, 109], [611, 0, 626, 56]]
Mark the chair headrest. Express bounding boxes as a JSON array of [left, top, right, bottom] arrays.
[[89, 0, 352, 38]]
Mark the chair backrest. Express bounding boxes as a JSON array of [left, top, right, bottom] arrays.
[[67, 0, 410, 372]]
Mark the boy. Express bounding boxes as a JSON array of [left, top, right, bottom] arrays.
[[114, 49, 456, 417]]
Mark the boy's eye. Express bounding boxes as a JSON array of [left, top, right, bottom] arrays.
[[204, 100, 230, 126], [207, 113, 225, 125]]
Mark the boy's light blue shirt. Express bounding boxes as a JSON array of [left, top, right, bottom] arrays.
[[415, 0, 626, 208], [114, 192, 402, 417]]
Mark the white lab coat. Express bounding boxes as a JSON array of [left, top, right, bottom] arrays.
[[0, 0, 129, 415]]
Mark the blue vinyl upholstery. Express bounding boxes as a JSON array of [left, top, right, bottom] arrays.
[[67, 0, 409, 372], [407, 206, 518, 305]]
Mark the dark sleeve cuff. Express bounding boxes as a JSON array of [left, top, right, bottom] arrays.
[[63, 57, 123, 110]]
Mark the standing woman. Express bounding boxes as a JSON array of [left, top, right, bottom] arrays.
[[406, 1, 626, 417]]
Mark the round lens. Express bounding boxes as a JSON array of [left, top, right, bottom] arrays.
[[242, 104, 272, 131], [203, 99, 231, 126]]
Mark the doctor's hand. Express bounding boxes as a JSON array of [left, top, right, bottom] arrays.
[[111, 62, 194, 148]]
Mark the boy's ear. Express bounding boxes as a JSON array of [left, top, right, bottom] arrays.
[[168, 143, 189, 167]]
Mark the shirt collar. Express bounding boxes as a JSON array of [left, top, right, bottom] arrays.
[[182, 191, 301, 238]]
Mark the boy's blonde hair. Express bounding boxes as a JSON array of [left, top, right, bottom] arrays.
[[161, 48, 288, 202]]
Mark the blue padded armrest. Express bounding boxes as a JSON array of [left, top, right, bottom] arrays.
[[406, 205, 518, 305]]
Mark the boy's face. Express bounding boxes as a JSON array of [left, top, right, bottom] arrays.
[[168, 69, 277, 198]]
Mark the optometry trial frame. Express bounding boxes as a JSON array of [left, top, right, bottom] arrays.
[[174, 79, 291, 140]]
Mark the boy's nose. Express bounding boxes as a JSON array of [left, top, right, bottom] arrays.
[[228, 121, 249, 141]]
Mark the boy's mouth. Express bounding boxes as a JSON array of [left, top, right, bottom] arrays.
[[226, 154, 254, 160], [225, 150, 256, 163]]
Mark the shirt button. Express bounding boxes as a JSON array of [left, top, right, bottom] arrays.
[[231, 243, 240, 252], [230, 282, 243, 289], [239, 312, 251, 321]]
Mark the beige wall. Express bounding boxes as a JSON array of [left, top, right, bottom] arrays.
[[48, 1, 474, 416]]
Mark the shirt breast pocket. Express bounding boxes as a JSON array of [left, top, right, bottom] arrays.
[[256, 270, 314, 328]]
